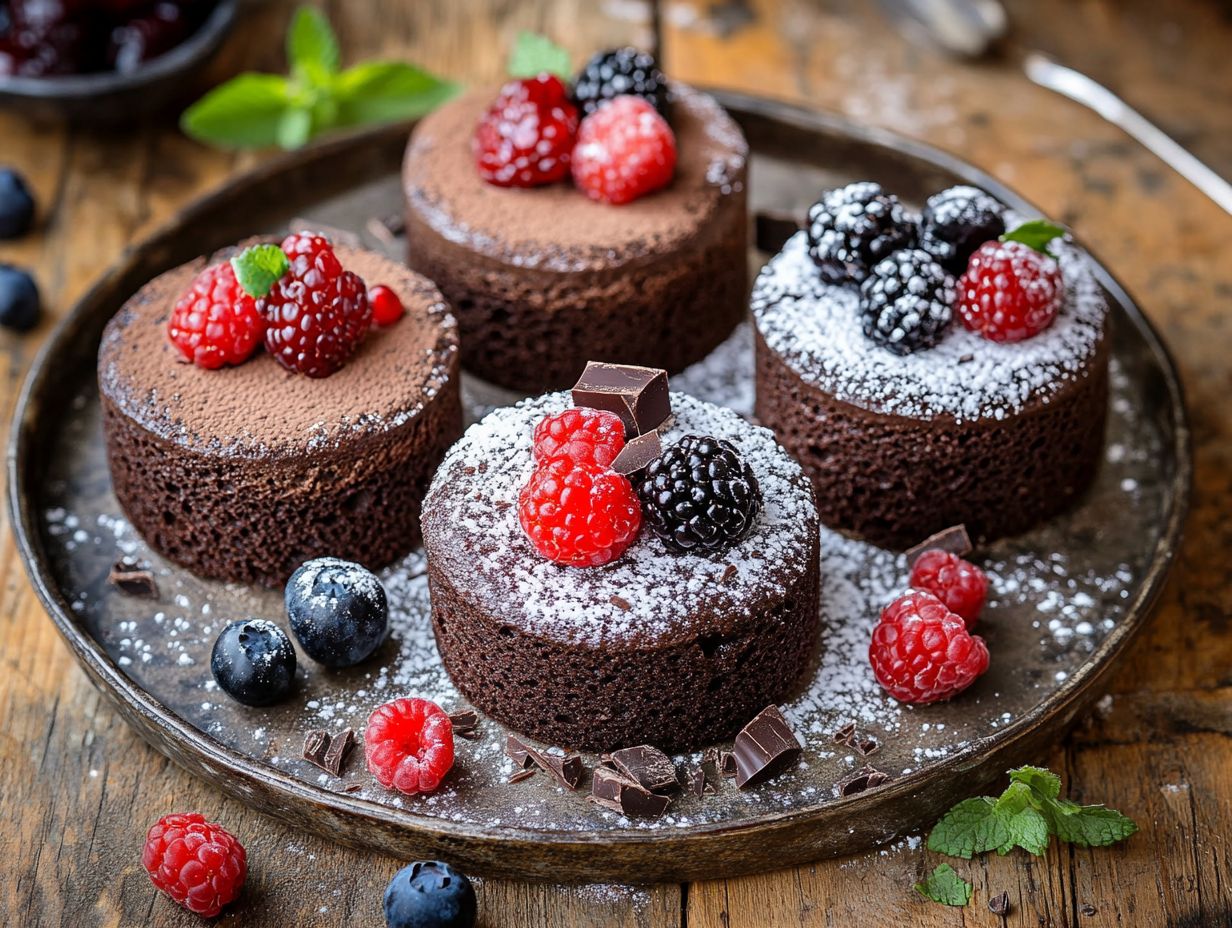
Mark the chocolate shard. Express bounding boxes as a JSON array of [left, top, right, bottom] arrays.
[[834, 764, 891, 797], [905, 524, 973, 567], [302, 730, 330, 766], [505, 734, 582, 789], [689, 766, 706, 799], [856, 737, 879, 757], [108, 558, 159, 598], [989, 891, 1010, 916], [589, 766, 671, 817], [832, 722, 857, 746], [448, 709, 478, 732], [719, 751, 737, 778], [505, 734, 534, 769], [609, 744, 679, 793], [507, 768, 536, 785], [732, 705, 803, 789], [571, 361, 670, 436], [611, 430, 662, 477], [322, 727, 355, 776]]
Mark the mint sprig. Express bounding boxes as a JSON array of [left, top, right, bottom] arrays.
[[182, 6, 458, 150], [1000, 219, 1066, 255], [508, 31, 571, 79], [915, 864, 972, 907], [231, 245, 290, 299]]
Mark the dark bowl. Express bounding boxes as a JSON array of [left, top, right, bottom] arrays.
[[0, 0, 238, 126]]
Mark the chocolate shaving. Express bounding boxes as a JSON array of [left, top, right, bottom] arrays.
[[494, 500, 512, 512], [589, 766, 671, 817], [989, 891, 1010, 916], [720, 564, 738, 584], [302, 728, 354, 777], [571, 361, 671, 436], [754, 209, 802, 254], [505, 734, 534, 769], [108, 558, 159, 598], [609, 595, 632, 612], [507, 768, 536, 785], [732, 705, 803, 788], [905, 524, 973, 567], [448, 709, 478, 730], [832, 722, 857, 746], [689, 767, 706, 799], [504, 734, 582, 789], [289, 217, 361, 248], [609, 745, 678, 793], [303, 730, 330, 767], [719, 751, 737, 778], [344, 784, 362, 793], [611, 430, 662, 477], [856, 737, 879, 757], [834, 764, 891, 797]]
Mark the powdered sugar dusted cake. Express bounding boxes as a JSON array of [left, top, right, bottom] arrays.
[[421, 392, 820, 751], [753, 214, 1109, 548]]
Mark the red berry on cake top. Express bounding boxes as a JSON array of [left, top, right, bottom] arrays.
[[519, 454, 642, 567], [909, 549, 988, 628], [368, 283, 405, 326], [365, 697, 455, 795], [572, 95, 677, 205], [473, 74, 579, 188], [869, 590, 990, 704], [532, 407, 626, 468], [141, 813, 247, 918], [957, 220, 1066, 343], [167, 260, 264, 369]]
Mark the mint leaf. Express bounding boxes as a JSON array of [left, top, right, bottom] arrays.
[[181, 74, 293, 149], [915, 864, 972, 907], [276, 107, 313, 150], [508, 31, 571, 79], [1009, 766, 1062, 800], [334, 61, 458, 126], [287, 6, 339, 86], [1000, 219, 1065, 254], [993, 783, 1051, 856], [927, 796, 1009, 859], [231, 245, 290, 299], [1041, 800, 1139, 848]]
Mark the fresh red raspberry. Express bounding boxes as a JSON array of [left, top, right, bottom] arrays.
[[166, 261, 264, 369], [141, 813, 247, 918], [473, 74, 578, 187], [368, 284, 404, 326], [909, 549, 988, 628], [259, 232, 371, 378], [571, 95, 677, 205], [365, 697, 455, 795], [957, 239, 1063, 342], [532, 407, 626, 468], [869, 590, 990, 705], [519, 455, 642, 567]]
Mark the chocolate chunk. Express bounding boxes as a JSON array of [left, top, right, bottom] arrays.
[[589, 766, 671, 817], [448, 709, 478, 733], [989, 891, 1010, 916], [832, 722, 857, 746], [303, 730, 330, 766], [905, 524, 973, 567], [571, 361, 670, 436], [322, 727, 355, 776], [732, 705, 802, 788], [505, 734, 534, 769], [505, 734, 582, 788], [719, 751, 737, 778], [834, 764, 891, 797], [856, 737, 879, 757], [507, 768, 536, 785], [610, 745, 678, 792], [689, 767, 706, 799], [611, 430, 662, 477], [754, 209, 802, 254], [609, 595, 632, 612], [108, 558, 159, 598]]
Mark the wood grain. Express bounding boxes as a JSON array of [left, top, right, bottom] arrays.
[[1, 0, 1230, 925]]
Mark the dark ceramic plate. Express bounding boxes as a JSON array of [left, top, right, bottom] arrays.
[[7, 94, 1190, 883], [0, 0, 238, 125]]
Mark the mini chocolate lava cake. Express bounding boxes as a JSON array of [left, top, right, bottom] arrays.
[[99, 244, 462, 586], [402, 84, 749, 393], [752, 188, 1109, 548], [421, 393, 820, 752]]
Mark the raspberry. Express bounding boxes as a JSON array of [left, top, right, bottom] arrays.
[[571, 95, 677, 205], [473, 74, 578, 188], [859, 248, 954, 355], [957, 239, 1063, 343], [573, 47, 668, 118], [519, 455, 642, 567], [141, 813, 247, 918], [919, 185, 1006, 274], [638, 434, 762, 555], [869, 590, 990, 704], [368, 284, 404, 326], [365, 697, 455, 795], [909, 549, 988, 627], [259, 233, 371, 377], [167, 261, 264, 369], [807, 182, 916, 283], [532, 407, 626, 468]]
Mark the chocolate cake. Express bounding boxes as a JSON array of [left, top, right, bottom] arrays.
[[99, 245, 462, 586], [752, 229, 1109, 548], [402, 84, 749, 393], [421, 393, 820, 752]]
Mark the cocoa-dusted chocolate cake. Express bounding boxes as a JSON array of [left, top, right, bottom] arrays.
[[99, 243, 462, 586], [752, 185, 1109, 548], [421, 391, 820, 752], [402, 82, 748, 392]]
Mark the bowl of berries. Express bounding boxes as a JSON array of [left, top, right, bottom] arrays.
[[0, 0, 238, 125]]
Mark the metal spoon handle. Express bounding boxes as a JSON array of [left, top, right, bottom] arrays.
[[1025, 52, 1232, 216]]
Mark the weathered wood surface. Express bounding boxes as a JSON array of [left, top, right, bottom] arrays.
[[1, 0, 1229, 925]]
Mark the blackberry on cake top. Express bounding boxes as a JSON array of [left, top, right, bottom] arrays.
[[859, 248, 955, 355], [807, 181, 916, 283], [919, 185, 1006, 274], [573, 46, 668, 118]]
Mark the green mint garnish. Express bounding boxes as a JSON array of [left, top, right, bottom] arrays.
[[507, 31, 571, 80], [915, 864, 972, 907], [1000, 219, 1066, 254], [181, 6, 458, 151], [231, 245, 290, 299]]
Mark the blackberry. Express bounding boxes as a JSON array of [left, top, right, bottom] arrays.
[[807, 182, 916, 284], [919, 185, 1006, 274], [859, 248, 955, 355], [573, 46, 668, 119], [638, 435, 762, 556]]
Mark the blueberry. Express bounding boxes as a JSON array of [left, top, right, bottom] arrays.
[[384, 861, 476, 928], [0, 265, 40, 332], [210, 618, 297, 707], [0, 168, 36, 239], [285, 557, 388, 668]]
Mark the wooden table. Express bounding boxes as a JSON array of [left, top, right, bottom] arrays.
[[2, 1, 1229, 924]]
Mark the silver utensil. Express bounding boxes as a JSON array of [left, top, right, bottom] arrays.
[[879, 0, 1008, 59]]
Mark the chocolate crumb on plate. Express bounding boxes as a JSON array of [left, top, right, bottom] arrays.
[[832, 722, 857, 746], [344, 784, 362, 793], [108, 557, 159, 597], [856, 737, 879, 757], [303, 730, 330, 767], [590, 767, 671, 817], [449, 709, 479, 739], [905, 524, 973, 567], [732, 705, 803, 788], [834, 764, 891, 797], [689, 767, 706, 799], [989, 891, 1010, 916], [505, 734, 534, 769], [609, 744, 679, 792], [507, 768, 536, 785], [719, 751, 737, 778]]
